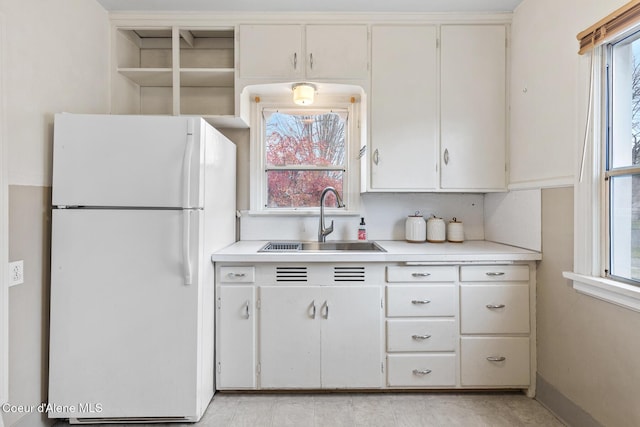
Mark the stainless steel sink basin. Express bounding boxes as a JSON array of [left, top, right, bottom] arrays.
[[259, 241, 385, 253]]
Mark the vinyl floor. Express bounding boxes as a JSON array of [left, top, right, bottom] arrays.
[[54, 391, 565, 427]]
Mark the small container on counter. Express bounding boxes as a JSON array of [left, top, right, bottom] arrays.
[[447, 217, 464, 243], [405, 211, 426, 242], [358, 217, 367, 241], [426, 215, 446, 243]]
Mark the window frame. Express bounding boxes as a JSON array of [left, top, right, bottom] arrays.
[[603, 31, 640, 286], [249, 95, 361, 215]]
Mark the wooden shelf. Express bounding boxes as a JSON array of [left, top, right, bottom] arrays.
[[180, 68, 234, 87], [118, 68, 172, 87]]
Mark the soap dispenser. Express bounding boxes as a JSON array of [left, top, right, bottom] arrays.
[[358, 217, 367, 241]]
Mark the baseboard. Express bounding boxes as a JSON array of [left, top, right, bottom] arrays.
[[536, 374, 603, 427]]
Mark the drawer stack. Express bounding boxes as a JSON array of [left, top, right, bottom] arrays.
[[385, 266, 457, 387], [459, 265, 531, 387]]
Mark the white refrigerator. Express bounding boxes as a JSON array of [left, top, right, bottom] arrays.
[[48, 113, 236, 423]]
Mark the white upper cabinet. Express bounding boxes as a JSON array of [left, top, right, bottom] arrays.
[[367, 23, 508, 192], [239, 24, 368, 80], [305, 25, 369, 79], [370, 25, 438, 190], [440, 25, 507, 191], [238, 25, 303, 79]]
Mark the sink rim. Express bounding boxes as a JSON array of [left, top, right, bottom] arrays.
[[259, 240, 386, 253]]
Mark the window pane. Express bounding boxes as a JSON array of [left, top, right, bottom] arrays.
[[265, 111, 346, 167], [266, 170, 343, 208], [609, 175, 640, 282], [610, 37, 640, 168]]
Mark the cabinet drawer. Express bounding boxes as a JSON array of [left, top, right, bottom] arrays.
[[460, 284, 530, 334], [386, 285, 456, 317], [387, 319, 456, 352], [387, 354, 456, 387], [219, 266, 255, 283], [387, 266, 457, 282], [460, 337, 530, 386], [460, 265, 529, 282]]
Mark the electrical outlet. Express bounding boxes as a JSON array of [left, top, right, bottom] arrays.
[[8, 260, 24, 287]]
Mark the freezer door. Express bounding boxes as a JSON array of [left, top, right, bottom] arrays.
[[49, 209, 209, 420], [52, 114, 204, 208]]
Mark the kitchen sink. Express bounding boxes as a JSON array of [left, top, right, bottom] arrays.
[[259, 241, 386, 253]]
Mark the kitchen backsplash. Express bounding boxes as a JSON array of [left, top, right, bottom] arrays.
[[239, 193, 484, 241]]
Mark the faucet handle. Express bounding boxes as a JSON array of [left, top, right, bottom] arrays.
[[326, 220, 334, 235]]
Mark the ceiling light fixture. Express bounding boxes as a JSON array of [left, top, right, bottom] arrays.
[[292, 83, 316, 105]]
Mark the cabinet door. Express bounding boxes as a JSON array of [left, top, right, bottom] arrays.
[[259, 286, 321, 388], [441, 25, 506, 190], [370, 25, 438, 190], [239, 25, 303, 79], [305, 25, 369, 79], [217, 286, 256, 389], [320, 286, 382, 388]]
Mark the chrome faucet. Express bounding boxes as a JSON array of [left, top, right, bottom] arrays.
[[318, 186, 345, 242]]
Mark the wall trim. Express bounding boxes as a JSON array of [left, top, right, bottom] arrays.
[[536, 374, 604, 427], [508, 176, 574, 190], [0, 12, 9, 407]]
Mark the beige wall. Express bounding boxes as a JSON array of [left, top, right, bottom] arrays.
[[0, 1, 109, 426], [538, 188, 640, 426]]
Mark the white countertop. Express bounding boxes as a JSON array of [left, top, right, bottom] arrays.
[[211, 240, 541, 263]]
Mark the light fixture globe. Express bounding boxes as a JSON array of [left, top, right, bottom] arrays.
[[292, 83, 316, 105]]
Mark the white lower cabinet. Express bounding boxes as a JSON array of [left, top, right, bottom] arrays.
[[459, 265, 533, 389], [217, 286, 256, 389], [387, 354, 456, 387], [215, 261, 535, 393], [460, 337, 530, 386], [260, 285, 383, 389]]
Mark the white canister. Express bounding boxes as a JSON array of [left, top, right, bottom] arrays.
[[426, 216, 446, 243], [405, 212, 426, 242], [447, 217, 464, 243]]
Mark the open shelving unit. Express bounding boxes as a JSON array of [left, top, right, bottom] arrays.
[[113, 26, 246, 128]]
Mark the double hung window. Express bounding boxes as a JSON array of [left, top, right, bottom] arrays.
[[606, 31, 640, 285]]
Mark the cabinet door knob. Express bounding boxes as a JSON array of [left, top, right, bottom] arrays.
[[411, 334, 431, 340], [373, 149, 379, 165], [229, 272, 246, 278], [486, 356, 506, 362], [412, 369, 432, 375], [412, 272, 431, 277], [244, 300, 250, 319], [486, 304, 506, 309], [485, 272, 505, 277], [411, 299, 431, 305], [444, 148, 449, 165], [322, 300, 329, 319], [293, 52, 297, 69], [310, 53, 314, 69]]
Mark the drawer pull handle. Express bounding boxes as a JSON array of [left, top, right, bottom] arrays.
[[487, 356, 506, 362], [412, 369, 432, 375], [486, 304, 506, 309], [244, 300, 250, 319], [485, 272, 505, 277], [228, 272, 246, 278], [411, 300, 431, 305], [412, 334, 431, 340], [412, 272, 431, 277]]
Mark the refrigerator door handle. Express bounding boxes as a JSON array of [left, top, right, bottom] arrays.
[[183, 210, 193, 285], [182, 120, 195, 209]]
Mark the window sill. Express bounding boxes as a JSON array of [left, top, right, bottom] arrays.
[[241, 209, 361, 217], [563, 271, 640, 313]]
